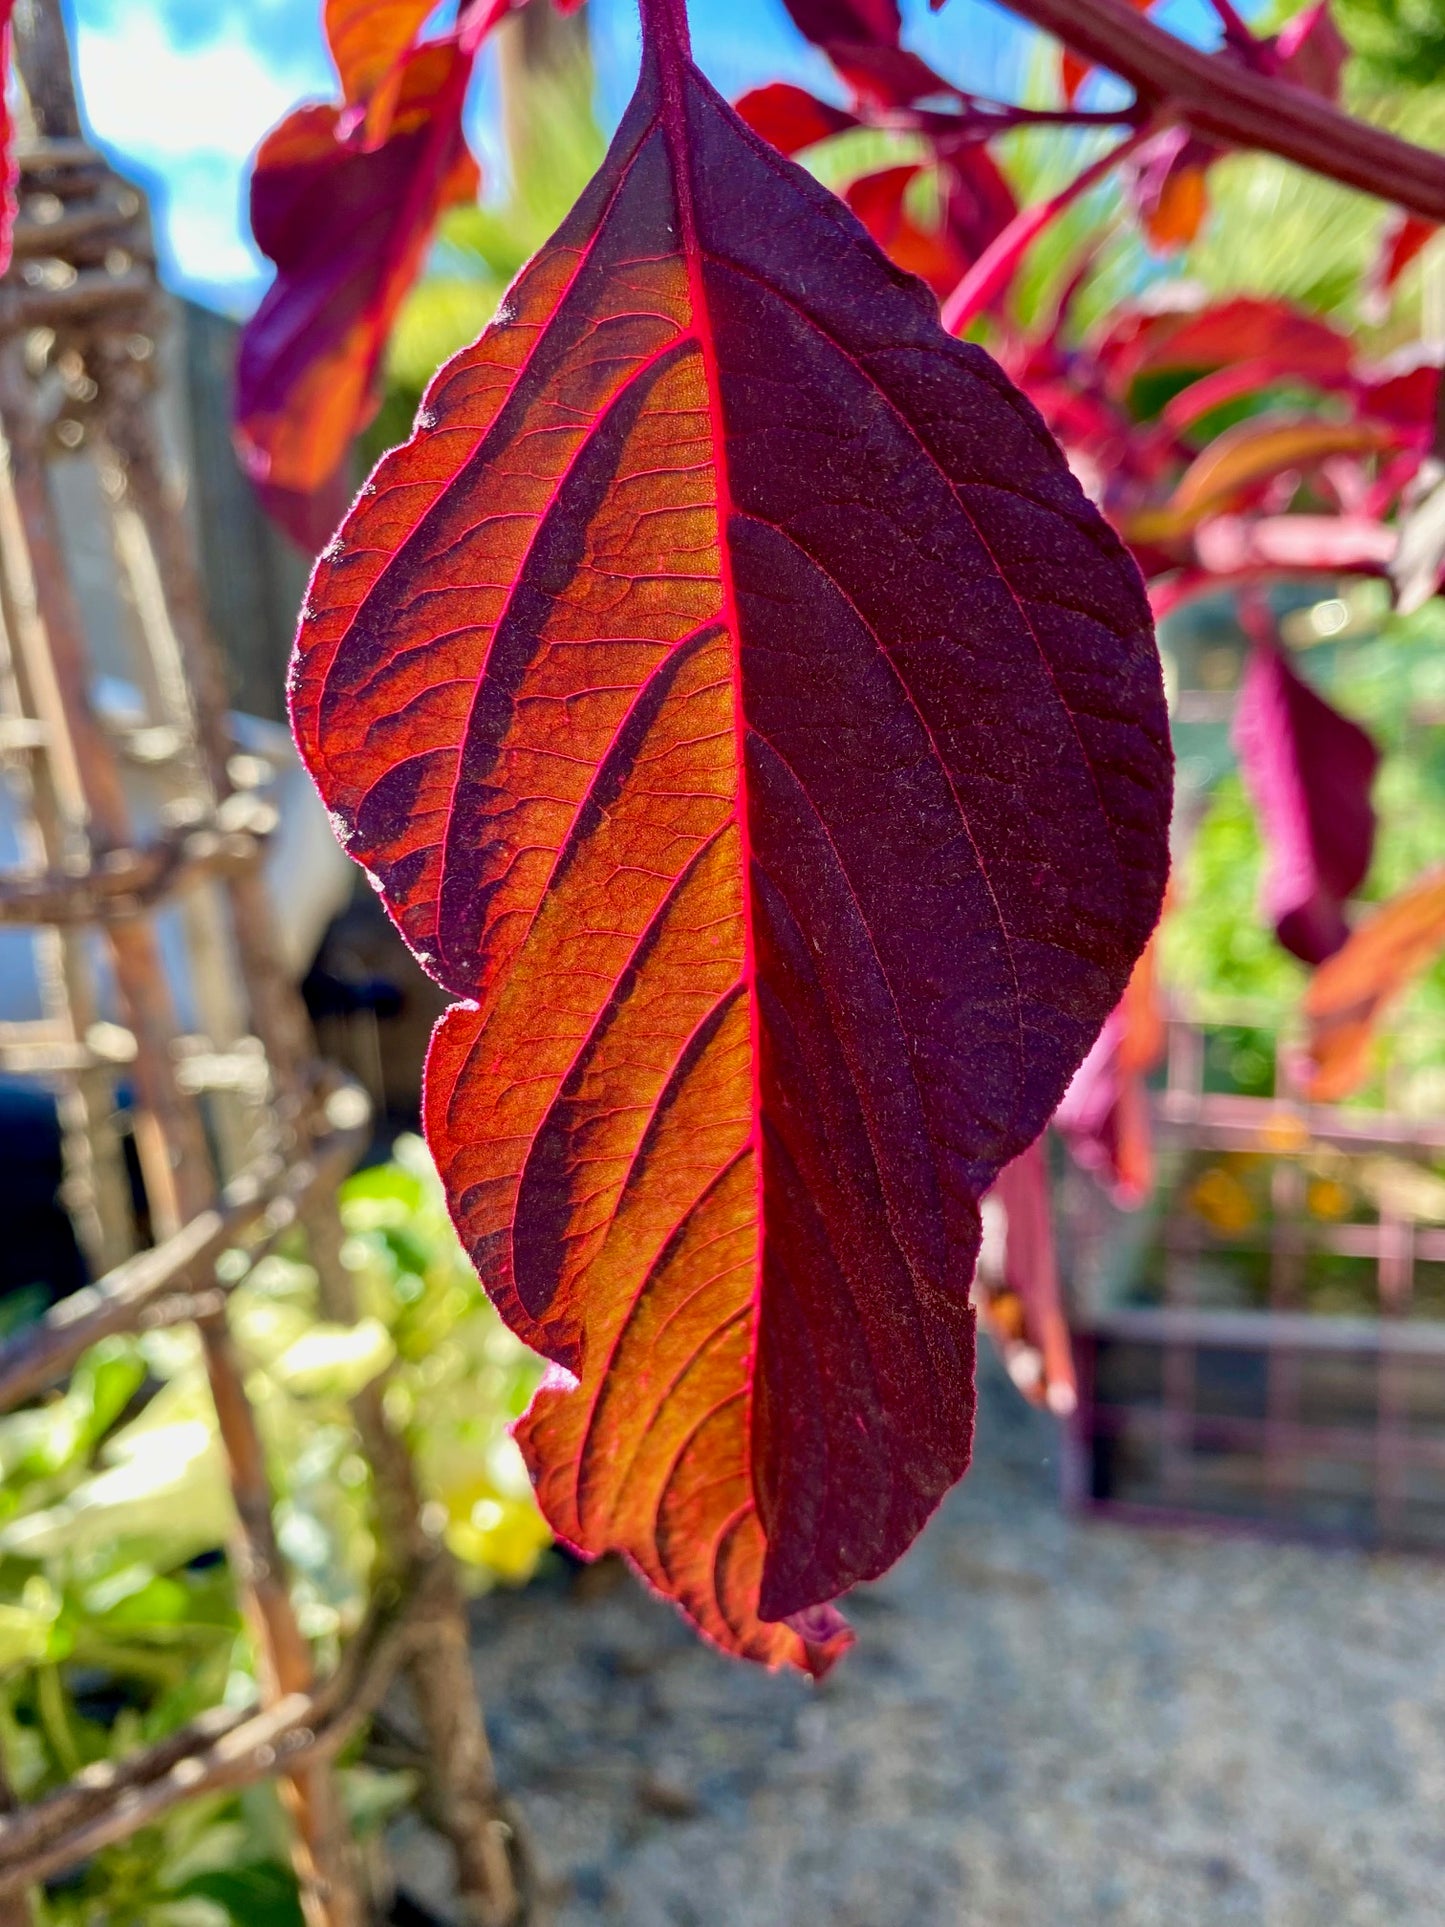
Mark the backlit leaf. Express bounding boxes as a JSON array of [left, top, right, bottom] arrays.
[[292, 13, 1170, 1669], [237, 40, 481, 549], [1232, 610, 1378, 966], [1303, 867, 1445, 1100], [1099, 297, 1354, 401], [325, 0, 435, 116]]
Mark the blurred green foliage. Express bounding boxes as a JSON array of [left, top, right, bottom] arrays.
[[1333, 0, 1445, 87], [1164, 596, 1445, 1112], [0, 1139, 545, 1925]]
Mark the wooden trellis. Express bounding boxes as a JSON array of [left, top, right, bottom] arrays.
[[0, 6, 529, 1922], [1065, 1006, 1445, 1550]]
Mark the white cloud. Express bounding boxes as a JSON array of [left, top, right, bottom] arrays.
[[71, 6, 329, 298], [74, 10, 324, 166]]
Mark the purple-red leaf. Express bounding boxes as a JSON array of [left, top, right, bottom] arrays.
[[1232, 605, 1378, 966], [940, 143, 1018, 266], [291, 4, 1170, 1670], [237, 39, 480, 549], [1273, 0, 1349, 100], [781, 0, 899, 47]]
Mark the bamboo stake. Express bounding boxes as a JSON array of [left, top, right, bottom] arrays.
[[0, 334, 364, 1927], [0, 499, 132, 1266], [102, 353, 529, 1927], [0, 1757, 35, 1927], [7, 8, 534, 1917], [0, 1098, 367, 1412]]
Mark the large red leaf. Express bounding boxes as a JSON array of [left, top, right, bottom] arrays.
[[1232, 604, 1378, 966], [291, 3, 1170, 1670], [237, 39, 480, 549]]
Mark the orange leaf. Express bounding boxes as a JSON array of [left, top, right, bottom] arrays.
[[1303, 867, 1445, 1100], [237, 40, 480, 546], [1129, 414, 1397, 544], [1143, 163, 1209, 250], [292, 7, 1169, 1670], [325, 0, 475, 146]]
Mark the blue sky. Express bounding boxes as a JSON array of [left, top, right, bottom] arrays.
[[66, 0, 1229, 310]]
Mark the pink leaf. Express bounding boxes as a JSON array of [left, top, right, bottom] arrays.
[[983, 1140, 1077, 1414], [1053, 937, 1162, 1207], [1191, 512, 1397, 577]]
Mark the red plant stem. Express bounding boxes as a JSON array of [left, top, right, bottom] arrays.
[[639, 0, 691, 58], [940, 124, 1153, 334], [1000, 0, 1445, 223]]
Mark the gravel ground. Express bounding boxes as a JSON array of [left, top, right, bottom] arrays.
[[392, 1354, 1445, 1926]]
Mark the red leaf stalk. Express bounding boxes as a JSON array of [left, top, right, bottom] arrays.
[[941, 123, 1152, 334]]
